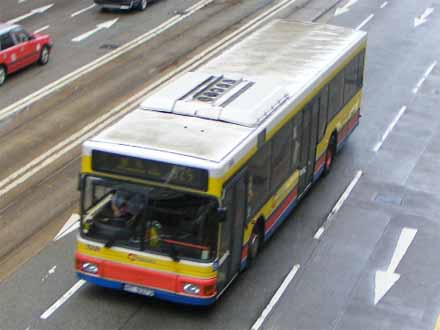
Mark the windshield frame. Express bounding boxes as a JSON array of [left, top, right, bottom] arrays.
[[79, 174, 220, 263]]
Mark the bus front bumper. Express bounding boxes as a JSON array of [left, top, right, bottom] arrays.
[[75, 253, 217, 306]]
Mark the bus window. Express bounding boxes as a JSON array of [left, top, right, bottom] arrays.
[[318, 85, 329, 141], [291, 112, 303, 172], [270, 122, 292, 192], [344, 57, 358, 104], [357, 50, 366, 88], [247, 143, 270, 218], [328, 72, 344, 120]]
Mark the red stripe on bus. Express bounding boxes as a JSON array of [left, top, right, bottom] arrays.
[[76, 252, 217, 297], [314, 152, 326, 173], [265, 186, 298, 232], [241, 244, 249, 261]]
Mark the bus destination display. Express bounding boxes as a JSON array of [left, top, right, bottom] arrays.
[[92, 151, 208, 191]]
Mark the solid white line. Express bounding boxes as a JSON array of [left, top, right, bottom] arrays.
[[40, 280, 86, 320], [314, 171, 362, 239], [313, 227, 325, 240], [412, 61, 437, 94], [34, 25, 50, 34], [373, 105, 407, 152], [356, 14, 374, 30], [0, 0, 215, 123], [380, 1, 388, 9], [71, 4, 96, 17], [251, 264, 300, 330], [0, 0, 297, 199]]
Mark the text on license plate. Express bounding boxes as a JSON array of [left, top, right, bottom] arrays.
[[123, 284, 154, 297]]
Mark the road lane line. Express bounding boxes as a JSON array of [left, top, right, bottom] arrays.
[[34, 25, 50, 34], [412, 61, 437, 94], [40, 280, 86, 320], [7, 4, 54, 24], [0, 0, 297, 199], [314, 170, 362, 239], [71, 4, 96, 17], [356, 14, 374, 30], [251, 264, 300, 330], [0, 0, 215, 123], [380, 1, 388, 9], [373, 105, 407, 152]]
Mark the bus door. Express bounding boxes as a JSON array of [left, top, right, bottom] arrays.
[[298, 98, 320, 194], [216, 172, 247, 293]]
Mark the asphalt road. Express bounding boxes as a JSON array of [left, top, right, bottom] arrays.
[[1, 0, 440, 329]]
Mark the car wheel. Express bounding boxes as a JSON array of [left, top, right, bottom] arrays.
[[39, 46, 50, 65], [0, 66, 6, 86], [138, 0, 147, 11]]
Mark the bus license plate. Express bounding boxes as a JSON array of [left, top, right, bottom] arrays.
[[123, 284, 154, 297]]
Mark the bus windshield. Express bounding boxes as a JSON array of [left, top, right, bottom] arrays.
[[80, 176, 218, 262]]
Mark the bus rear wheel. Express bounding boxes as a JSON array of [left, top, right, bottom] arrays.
[[248, 222, 264, 267], [323, 135, 336, 176]]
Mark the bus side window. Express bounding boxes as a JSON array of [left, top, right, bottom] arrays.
[[343, 56, 358, 105], [357, 50, 366, 88], [318, 85, 329, 141], [328, 71, 344, 121], [247, 143, 271, 218], [270, 122, 292, 192], [290, 112, 303, 172]]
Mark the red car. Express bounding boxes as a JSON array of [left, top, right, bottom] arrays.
[[0, 23, 52, 86]]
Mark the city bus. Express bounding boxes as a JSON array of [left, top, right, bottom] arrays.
[[75, 20, 367, 305]]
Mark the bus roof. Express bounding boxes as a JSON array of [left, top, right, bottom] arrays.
[[88, 20, 366, 168]]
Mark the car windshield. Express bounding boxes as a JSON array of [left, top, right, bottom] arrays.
[[80, 176, 218, 262]]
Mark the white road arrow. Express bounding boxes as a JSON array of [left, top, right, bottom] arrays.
[[414, 7, 434, 27], [72, 18, 119, 42], [7, 4, 54, 24], [374, 227, 417, 305], [54, 213, 80, 241], [334, 0, 358, 16]]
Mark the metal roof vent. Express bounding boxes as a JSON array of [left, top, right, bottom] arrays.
[[195, 77, 239, 103]]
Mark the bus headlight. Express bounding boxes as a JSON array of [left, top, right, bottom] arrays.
[[183, 283, 200, 295], [82, 262, 99, 274]]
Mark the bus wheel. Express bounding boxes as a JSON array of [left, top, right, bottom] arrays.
[[323, 135, 336, 176], [248, 222, 263, 267], [0, 66, 6, 86]]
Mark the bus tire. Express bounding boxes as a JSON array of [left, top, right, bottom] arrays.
[[247, 220, 264, 267], [0, 65, 6, 86], [323, 134, 337, 176]]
